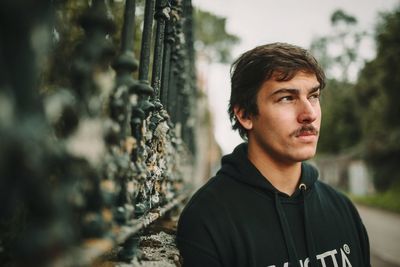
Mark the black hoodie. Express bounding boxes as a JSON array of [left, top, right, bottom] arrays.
[[177, 143, 370, 267]]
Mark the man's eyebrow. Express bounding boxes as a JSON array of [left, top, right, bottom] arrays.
[[270, 88, 299, 96], [309, 85, 321, 93], [271, 85, 320, 96]]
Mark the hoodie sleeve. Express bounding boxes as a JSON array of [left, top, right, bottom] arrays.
[[176, 185, 224, 267], [176, 205, 222, 267], [177, 237, 222, 267], [352, 203, 371, 266], [359, 219, 371, 266], [342, 195, 371, 266]]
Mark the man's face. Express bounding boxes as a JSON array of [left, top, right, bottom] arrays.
[[239, 71, 321, 164]]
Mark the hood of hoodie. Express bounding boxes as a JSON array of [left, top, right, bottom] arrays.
[[217, 142, 321, 267], [217, 142, 319, 199], [178, 142, 370, 267]]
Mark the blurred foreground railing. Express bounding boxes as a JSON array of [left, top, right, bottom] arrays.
[[0, 0, 197, 266]]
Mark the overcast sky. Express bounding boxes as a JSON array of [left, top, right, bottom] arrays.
[[192, 0, 400, 155]]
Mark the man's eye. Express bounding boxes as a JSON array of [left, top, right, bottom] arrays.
[[309, 93, 320, 101], [278, 96, 293, 102]]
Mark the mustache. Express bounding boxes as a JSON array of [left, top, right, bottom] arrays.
[[290, 125, 319, 137]]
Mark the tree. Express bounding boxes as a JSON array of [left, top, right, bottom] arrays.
[[355, 6, 400, 191], [311, 9, 364, 154], [318, 79, 361, 154], [194, 9, 240, 63], [45, 0, 138, 89], [46, 3, 239, 89], [310, 9, 366, 83]]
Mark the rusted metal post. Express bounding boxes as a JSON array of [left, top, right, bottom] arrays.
[[151, 0, 170, 99]]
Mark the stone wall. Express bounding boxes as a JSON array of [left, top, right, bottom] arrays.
[[313, 155, 375, 195]]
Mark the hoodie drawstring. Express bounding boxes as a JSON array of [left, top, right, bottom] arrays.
[[300, 183, 318, 267], [274, 192, 300, 267], [274, 184, 319, 267]]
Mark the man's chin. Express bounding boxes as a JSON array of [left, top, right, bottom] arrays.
[[292, 148, 317, 162]]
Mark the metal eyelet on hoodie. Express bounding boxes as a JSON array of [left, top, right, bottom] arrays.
[[299, 183, 307, 191], [299, 182, 318, 267]]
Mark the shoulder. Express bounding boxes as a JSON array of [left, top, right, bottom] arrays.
[[313, 182, 370, 264], [177, 171, 250, 239], [313, 180, 361, 219], [314, 180, 350, 203], [181, 172, 246, 215], [314, 180, 350, 200], [179, 174, 232, 222], [176, 175, 235, 260]]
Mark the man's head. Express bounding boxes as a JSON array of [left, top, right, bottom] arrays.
[[228, 42, 325, 139]]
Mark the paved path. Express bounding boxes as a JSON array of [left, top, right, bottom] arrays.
[[357, 205, 400, 267]]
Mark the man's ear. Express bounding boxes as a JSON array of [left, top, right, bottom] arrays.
[[234, 106, 253, 130]]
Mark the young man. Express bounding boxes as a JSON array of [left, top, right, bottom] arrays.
[[177, 43, 370, 267]]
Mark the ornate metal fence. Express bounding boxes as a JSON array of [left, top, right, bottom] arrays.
[[0, 0, 198, 266]]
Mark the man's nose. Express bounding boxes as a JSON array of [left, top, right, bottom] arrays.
[[297, 99, 318, 124]]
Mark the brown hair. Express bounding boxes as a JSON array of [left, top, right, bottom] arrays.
[[228, 42, 326, 139]]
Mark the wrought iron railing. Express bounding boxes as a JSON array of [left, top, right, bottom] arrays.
[[0, 0, 197, 265]]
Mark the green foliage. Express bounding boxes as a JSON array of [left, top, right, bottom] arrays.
[[311, 9, 364, 155], [46, 2, 237, 89], [318, 79, 361, 154], [330, 9, 357, 26], [313, 6, 400, 191], [354, 6, 400, 191], [46, 1, 88, 88], [45, 0, 144, 89], [194, 9, 239, 63], [350, 183, 400, 214], [310, 9, 366, 82], [309, 37, 332, 72]]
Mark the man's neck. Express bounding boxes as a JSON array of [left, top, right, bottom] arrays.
[[247, 142, 301, 196]]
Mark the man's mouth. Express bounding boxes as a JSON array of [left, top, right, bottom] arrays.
[[297, 130, 316, 137], [291, 125, 319, 138]]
